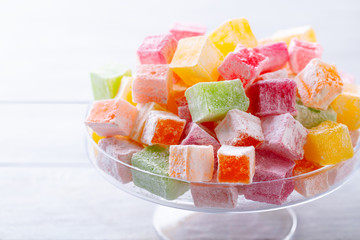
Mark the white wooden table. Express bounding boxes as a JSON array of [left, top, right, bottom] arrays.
[[1, 1, 360, 239]]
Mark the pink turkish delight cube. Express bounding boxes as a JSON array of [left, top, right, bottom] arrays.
[[247, 79, 297, 116], [289, 39, 323, 74], [97, 136, 143, 183], [244, 150, 295, 205], [259, 113, 308, 161], [85, 99, 138, 137], [191, 181, 238, 208], [257, 69, 288, 81], [137, 34, 178, 64], [253, 42, 289, 73], [178, 104, 192, 123], [170, 22, 206, 41], [132, 64, 173, 104], [181, 122, 221, 165], [215, 109, 264, 148], [217, 47, 268, 88], [328, 157, 357, 186]]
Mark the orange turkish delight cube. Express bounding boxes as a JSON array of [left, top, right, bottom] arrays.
[[85, 99, 138, 137], [141, 110, 186, 146], [217, 145, 255, 184], [130, 102, 166, 143], [293, 159, 329, 197], [169, 145, 214, 182], [295, 58, 343, 110]]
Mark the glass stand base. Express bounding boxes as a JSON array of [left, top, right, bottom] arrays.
[[153, 206, 297, 240]]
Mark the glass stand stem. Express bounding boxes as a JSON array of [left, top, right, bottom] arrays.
[[153, 206, 297, 240]]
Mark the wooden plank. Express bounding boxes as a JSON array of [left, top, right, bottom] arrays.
[[293, 171, 360, 240], [0, 0, 359, 102], [0, 167, 156, 240], [0, 166, 359, 239], [0, 104, 89, 164]]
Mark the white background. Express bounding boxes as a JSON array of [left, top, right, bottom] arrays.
[[0, 0, 359, 102], [0, 0, 360, 239]]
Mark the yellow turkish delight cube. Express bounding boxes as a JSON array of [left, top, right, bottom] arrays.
[[343, 83, 360, 94], [331, 92, 360, 130], [304, 121, 354, 166], [116, 76, 136, 106], [271, 26, 317, 46], [170, 36, 223, 86], [92, 131, 105, 144], [208, 18, 258, 56]]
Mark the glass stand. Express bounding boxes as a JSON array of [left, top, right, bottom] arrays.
[[153, 206, 297, 240]]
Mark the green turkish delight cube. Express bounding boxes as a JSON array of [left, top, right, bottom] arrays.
[[90, 63, 131, 100], [185, 79, 249, 123], [295, 100, 337, 128], [131, 145, 189, 200]]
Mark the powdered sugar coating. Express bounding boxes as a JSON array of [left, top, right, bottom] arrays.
[[97, 136, 143, 183], [295, 58, 343, 110], [130, 102, 165, 143], [259, 113, 308, 160], [215, 109, 264, 147], [217, 47, 268, 88], [169, 145, 214, 181], [190, 182, 238, 208], [85, 99, 138, 137], [137, 34, 178, 64], [169, 22, 206, 41], [141, 110, 186, 145], [247, 78, 297, 117], [185, 79, 249, 123], [217, 145, 255, 184], [132, 64, 173, 104], [253, 42, 289, 73], [293, 159, 329, 197], [244, 150, 295, 205], [289, 39, 322, 74], [178, 104, 192, 123], [257, 69, 288, 81], [181, 122, 221, 165]]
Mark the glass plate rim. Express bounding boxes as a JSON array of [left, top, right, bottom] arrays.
[[84, 103, 360, 187]]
